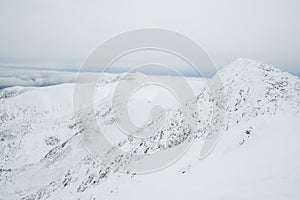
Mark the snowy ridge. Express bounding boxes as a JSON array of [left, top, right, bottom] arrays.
[[218, 58, 300, 128], [0, 59, 300, 200]]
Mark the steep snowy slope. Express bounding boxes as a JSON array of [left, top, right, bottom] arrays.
[[0, 59, 300, 200]]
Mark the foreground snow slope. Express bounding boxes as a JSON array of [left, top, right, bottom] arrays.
[[0, 59, 300, 200]]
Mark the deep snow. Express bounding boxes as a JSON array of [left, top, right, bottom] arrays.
[[0, 59, 300, 200]]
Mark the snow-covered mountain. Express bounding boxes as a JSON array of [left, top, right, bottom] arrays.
[[0, 59, 300, 200]]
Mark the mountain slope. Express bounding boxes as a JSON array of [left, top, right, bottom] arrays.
[[0, 59, 300, 200]]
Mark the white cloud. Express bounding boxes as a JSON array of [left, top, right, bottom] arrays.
[[0, 68, 76, 88], [0, 0, 299, 75]]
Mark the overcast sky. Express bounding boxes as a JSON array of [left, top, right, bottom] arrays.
[[0, 0, 299, 75]]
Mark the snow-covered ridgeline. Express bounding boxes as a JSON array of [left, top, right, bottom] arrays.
[[0, 59, 300, 200]]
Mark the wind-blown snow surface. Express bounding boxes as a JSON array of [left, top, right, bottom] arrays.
[[1, 59, 300, 200]]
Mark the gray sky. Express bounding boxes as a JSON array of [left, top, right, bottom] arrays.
[[0, 0, 299, 75]]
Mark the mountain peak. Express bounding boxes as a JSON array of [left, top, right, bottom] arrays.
[[221, 58, 281, 75]]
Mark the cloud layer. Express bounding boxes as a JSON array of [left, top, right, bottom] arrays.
[[0, 0, 300, 75], [0, 68, 77, 88]]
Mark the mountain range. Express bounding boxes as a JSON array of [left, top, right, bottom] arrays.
[[0, 58, 300, 200]]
